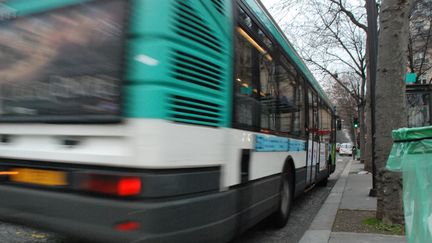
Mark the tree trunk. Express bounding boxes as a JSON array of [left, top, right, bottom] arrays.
[[359, 104, 366, 164], [364, 19, 373, 172], [364, 45, 373, 172], [375, 0, 414, 224], [359, 72, 366, 164], [364, 93, 373, 172]]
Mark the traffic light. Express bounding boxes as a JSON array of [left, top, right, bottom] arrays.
[[353, 118, 359, 128], [336, 119, 342, 130]]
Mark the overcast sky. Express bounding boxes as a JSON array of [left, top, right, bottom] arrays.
[[261, 0, 279, 8], [261, 0, 286, 22]]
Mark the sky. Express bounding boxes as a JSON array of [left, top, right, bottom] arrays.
[[261, 0, 279, 9], [261, 0, 290, 24]]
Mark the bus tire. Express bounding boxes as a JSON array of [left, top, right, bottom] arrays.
[[318, 177, 328, 187], [318, 159, 331, 187], [272, 172, 293, 228]]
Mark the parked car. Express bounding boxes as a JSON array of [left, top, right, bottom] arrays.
[[339, 143, 353, 156]]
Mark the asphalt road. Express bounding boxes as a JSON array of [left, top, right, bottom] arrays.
[[0, 157, 349, 243], [232, 156, 349, 243]]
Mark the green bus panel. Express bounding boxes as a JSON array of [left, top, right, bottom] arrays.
[[126, 0, 234, 127]]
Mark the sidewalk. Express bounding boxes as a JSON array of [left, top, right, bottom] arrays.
[[299, 158, 407, 243]]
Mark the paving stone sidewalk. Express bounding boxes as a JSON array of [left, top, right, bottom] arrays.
[[299, 158, 407, 243]]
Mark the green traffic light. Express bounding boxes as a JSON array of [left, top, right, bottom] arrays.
[[353, 118, 359, 128]]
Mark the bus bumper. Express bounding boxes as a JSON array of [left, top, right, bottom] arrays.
[[0, 185, 238, 243]]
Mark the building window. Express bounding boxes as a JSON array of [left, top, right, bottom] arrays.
[[407, 92, 431, 127]]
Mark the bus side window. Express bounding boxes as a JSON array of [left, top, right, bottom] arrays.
[[278, 57, 302, 136], [258, 42, 277, 131], [234, 16, 277, 131], [234, 28, 259, 129], [308, 89, 314, 135]]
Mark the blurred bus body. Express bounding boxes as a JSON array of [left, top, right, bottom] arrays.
[[0, 0, 336, 242]]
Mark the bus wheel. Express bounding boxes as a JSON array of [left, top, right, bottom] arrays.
[[318, 177, 328, 187], [272, 173, 293, 228], [318, 161, 331, 187]]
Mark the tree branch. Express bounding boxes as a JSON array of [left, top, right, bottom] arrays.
[[329, 0, 368, 32], [305, 57, 361, 103]]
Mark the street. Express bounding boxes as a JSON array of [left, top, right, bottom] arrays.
[[0, 157, 349, 243], [0, 0, 424, 241], [233, 156, 349, 243]]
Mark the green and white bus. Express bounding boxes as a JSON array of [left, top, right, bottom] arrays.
[[0, 0, 336, 242]]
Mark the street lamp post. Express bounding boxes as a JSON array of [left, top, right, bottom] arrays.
[[366, 0, 378, 197]]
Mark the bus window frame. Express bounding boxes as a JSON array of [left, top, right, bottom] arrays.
[[233, 0, 333, 141], [233, 4, 277, 132]]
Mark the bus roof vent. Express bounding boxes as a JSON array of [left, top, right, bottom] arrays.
[[174, 0, 223, 54], [168, 95, 222, 127], [211, 0, 225, 15]]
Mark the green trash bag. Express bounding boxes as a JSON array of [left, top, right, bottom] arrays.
[[387, 126, 432, 243]]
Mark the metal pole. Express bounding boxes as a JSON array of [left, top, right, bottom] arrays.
[[366, 0, 378, 197]]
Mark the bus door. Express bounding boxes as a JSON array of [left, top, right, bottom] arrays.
[[318, 107, 332, 174], [306, 91, 319, 185]]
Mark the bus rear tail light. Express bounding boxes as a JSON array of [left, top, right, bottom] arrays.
[[114, 220, 141, 232], [79, 174, 141, 197]]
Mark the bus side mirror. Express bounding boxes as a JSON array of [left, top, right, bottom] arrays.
[[336, 119, 342, 130]]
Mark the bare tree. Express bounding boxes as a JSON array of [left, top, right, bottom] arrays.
[[271, 0, 368, 162], [327, 74, 358, 141], [375, 0, 414, 224]]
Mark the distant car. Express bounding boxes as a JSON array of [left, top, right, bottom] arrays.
[[339, 143, 353, 156], [336, 143, 341, 153]]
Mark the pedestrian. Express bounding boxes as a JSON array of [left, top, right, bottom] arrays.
[[352, 145, 356, 160]]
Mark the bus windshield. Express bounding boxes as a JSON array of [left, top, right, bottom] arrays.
[[0, 0, 126, 121]]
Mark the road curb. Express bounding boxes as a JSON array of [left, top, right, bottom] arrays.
[[299, 159, 353, 243]]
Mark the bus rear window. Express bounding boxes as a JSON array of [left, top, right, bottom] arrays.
[[0, 0, 127, 122]]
